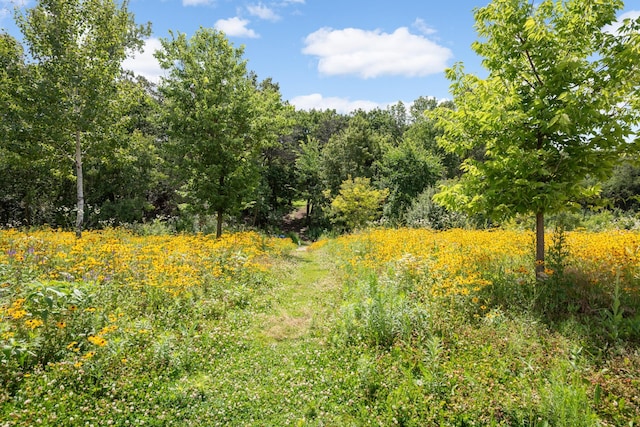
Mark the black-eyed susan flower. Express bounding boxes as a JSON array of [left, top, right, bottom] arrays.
[[88, 335, 107, 347], [24, 319, 44, 329]]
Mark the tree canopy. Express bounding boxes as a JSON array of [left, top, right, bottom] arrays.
[[156, 28, 290, 237], [431, 0, 640, 276], [16, 0, 150, 237]]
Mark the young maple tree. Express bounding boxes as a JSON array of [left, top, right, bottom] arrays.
[[431, 0, 640, 277]]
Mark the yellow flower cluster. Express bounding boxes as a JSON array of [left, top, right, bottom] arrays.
[[4, 298, 27, 319], [331, 228, 640, 297], [1, 228, 295, 369], [87, 335, 107, 347], [0, 229, 295, 297], [564, 230, 640, 292]]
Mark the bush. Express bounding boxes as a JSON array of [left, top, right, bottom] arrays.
[[404, 186, 471, 229], [327, 177, 389, 232]]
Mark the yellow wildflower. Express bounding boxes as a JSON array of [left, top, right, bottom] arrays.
[[24, 319, 44, 329], [88, 335, 107, 347]]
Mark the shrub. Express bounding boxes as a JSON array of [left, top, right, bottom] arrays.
[[326, 177, 389, 232], [404, 186, 471, 230]]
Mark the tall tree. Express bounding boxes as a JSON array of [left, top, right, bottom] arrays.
[[156, 28, 289, 237], [379, 138, 444, 221], [321, 115, 387, 195], [17, 0, 150, 237], [432, 0, 640, 277]]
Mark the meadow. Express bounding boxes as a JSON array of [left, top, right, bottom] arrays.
[[1, 227, 639, 426]]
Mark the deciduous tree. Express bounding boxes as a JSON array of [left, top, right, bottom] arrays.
[[327, 177, 389, 231], [156, 28, 289, 237], [432, 0, 640, 277], [17, 0, 150, 237]]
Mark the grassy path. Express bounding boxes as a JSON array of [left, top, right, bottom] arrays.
[[178, 245, 364, 425], [257, 246, 340, 342]]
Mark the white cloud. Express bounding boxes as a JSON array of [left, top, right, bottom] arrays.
[[290, 93, 381, 114], [412, 18, 437, 36], [214, 17, 259, 38], [302, 27, 453, 79], [604, 10, 640, 34], [247, 3, 280, 21], [123, 38, 165, 83], [183, 0, 213, 5], [1, 0, 28, 21]]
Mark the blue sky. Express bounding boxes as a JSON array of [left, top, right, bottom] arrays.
[[2, 0, 639, 113]]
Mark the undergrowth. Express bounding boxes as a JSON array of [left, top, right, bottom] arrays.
[[1, 227, 639, 426]]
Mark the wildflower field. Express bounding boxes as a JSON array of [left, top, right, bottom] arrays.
[[1, 227, 640, 426]]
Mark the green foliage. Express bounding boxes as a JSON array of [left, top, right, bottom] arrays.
[[602, 161, 640, 211], [538, 367, 600, 427], [353, 103, 408, 144], [404, 96, 461, 179], [327, 177, 389, 231], [156, 28, 290, 237], [1, 280, 98, 389], [404, 186, 472, 230], [337, 274, 430, 349], [321, 115, 387, 195], [379, 139, 444, 221], [16, 0, 151, 236], [295, 136, 325, 221], [431, 0, 640, 270]]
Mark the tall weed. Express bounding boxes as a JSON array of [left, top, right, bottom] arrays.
[[337, 274, 430, 349]]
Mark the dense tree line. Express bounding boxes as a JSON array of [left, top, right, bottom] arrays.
[[1, 0, 639, 240]]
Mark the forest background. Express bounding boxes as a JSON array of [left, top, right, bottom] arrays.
[[1, 0, 639, 242]]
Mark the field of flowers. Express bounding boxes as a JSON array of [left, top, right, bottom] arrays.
[[329, 228, 640, 296], [323, 227, 640, 425], [1, 227, 640, 426], [0, 229, 295, 404]]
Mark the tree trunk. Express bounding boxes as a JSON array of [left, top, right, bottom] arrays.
[[535, 210, 545, 279], [216, 208, 223, 239], [75, 129, 84, 239], [216, 174, 225, 238]]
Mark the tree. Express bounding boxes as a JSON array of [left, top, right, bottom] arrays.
[[404, 96, 460, 178], [82, 76, 171, 226], [355, 103, 408, 144], [321, 115, 387, 195], [431, 0, 640, 277], [379, 138, 444, 221], [17, 0, 150, 237], [602, 161, 640, 211], [156, 28, 289, 238], [327, 177, 389, 232], [251, 78, 297, 226], [295, 136, 324, 222]]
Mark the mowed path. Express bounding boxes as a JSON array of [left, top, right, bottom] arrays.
[[150, 245, 361, 425], [257, 245, 340, 342]]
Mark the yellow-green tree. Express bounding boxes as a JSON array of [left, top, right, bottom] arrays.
[[328, 177, 389, 231]]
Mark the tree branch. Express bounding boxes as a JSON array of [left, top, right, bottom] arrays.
[[517, 35, 544, 87]]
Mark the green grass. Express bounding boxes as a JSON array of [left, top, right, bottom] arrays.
[[2, 236, 640, 426]]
